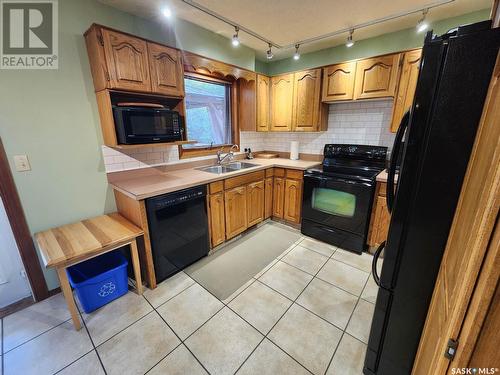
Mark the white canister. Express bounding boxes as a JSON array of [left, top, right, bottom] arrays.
[[290, 141, 299, 160]]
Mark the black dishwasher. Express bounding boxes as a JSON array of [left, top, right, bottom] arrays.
[[146, 185, 209, 283]]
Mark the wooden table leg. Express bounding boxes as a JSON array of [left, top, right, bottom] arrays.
[[56, 267, 81, 330], [130, 239, 143, 295]]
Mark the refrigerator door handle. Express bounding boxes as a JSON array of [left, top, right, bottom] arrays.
[[372, 241, 385, 287], [387, 110, 410, 213]]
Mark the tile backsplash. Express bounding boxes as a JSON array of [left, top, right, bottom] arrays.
[[103, 99, 395, 173]]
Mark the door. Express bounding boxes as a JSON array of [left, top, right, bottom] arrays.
[[224, 186, 248, 239], [272, 177, 285, 218], [322, 62, 356, 101], [283, 179, 303, 223], [257, 75, 270, 131], [208, 192, 225, 247], [148, 42, 184, 97], [270, 74, 294, 131], [391, 49, 422, 132], [0, 197, 31, 308], [246, 180, 265, 227], [292, 69, 321, 132], [302, 174, 374, 235], [354, 54, 400, 100], [102, 29, 151, 92], [264, 177, 273, 219]]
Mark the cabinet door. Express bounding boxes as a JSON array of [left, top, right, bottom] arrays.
[[102, 29, 151, 92], [390, 49, 422, 132], [208, 192, 225, 247], [256, 75, 270, 131], [264, 177, 273, 219], [322, 62, 356, 101], [369, 195, 391, 246], [270, 74, 294, 131], [354, 54, 401, 100], [148, 42, 184, 97], [224, 186, 248, 240], [247, 180, 265, 227], [292, 69, 322, 132], [272, 177, 285, 218], [283, 179, 303, 223]]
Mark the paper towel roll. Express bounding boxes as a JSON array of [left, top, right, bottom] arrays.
[[290, 141, 299, 160]]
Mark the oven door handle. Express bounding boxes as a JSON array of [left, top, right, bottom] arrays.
[[306, 174, 372, 187], [372, 241, 385, 287], [387, 110, 410, 214]]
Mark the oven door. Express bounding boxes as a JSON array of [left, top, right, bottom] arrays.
[[302, 174, 375, 236]]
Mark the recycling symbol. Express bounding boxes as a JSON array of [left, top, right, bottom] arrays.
[[98, 281, 116, 297]]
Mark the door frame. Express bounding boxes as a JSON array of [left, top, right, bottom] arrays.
[[0, 137, 49, 302]]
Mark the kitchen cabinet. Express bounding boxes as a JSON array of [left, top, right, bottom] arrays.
[[391, 49, 422, 132], [292, 69, 326, 132], [208, 192, 225, 247], [270, 74, 294, 131], [256, 75, 270, 131], [264, 176, 273, 219], [271, 168, 304, 224], [283, 178, 303, 223], [367, 182, 390, 247], [225, 186, 248, 240], [247, 180, 265, 226], [148, 42, 184, 97], [322, 62, 357, 101], [273, 176, 285, 218], [354, 54, 401, 100], [101, 29, 151, 92]]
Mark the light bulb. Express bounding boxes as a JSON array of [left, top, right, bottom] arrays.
[[293, 44, 300, 60], [266, 43, 273, 59], [416, 9, 429, 33], [161, 7, 172, 18], [231, 26, 239, 46], [346, 30, 354, 48]]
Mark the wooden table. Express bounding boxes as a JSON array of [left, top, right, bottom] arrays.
[[35, 213, 144, 330]]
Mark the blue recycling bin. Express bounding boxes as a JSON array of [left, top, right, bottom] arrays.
[[67, 250, 128, 313]]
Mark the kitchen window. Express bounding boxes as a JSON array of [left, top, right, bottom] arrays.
[[181, 75, 235, 157]]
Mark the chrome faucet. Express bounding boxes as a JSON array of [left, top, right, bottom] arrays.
[[216, 144, 239, 165]]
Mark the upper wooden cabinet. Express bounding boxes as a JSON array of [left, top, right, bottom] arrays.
[[85, 25, 185, 97], [256, 75, 270, 131], [270, 74, 294, 131], [148, 42, 184, 97], [353, 54, 401, 100], [391, 49, 422, 132], [322, 62, 356, 102], [101, 29, 151, 92], [292, 69, 325, 132]]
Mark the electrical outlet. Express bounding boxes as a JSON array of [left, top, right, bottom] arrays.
[[13, 155, 31, 172]]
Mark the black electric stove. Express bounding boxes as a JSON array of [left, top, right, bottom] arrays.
[[301, 144, 387, 253]]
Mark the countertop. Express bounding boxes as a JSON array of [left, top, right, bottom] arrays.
[[376, 169, 399, 183], [110, 158, 321, 200]]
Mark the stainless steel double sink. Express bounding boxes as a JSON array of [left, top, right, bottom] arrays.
[[196, 162, 258, 174]]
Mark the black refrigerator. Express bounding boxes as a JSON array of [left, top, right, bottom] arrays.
[[364, 21, 500, 375]]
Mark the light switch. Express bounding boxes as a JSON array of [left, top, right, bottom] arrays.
[[13, 155, 31, 172]]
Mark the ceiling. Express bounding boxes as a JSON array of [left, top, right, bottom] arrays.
[[98, 0, 491, 60]]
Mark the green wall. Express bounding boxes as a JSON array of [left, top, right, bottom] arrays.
[[0, 0, 256, 290], [263, 9, 491, 75]]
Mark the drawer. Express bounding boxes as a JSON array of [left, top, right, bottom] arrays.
[[286, 169, 304, 180], [274, 168, 285, 177], [209, 181, 224, 194], [265, 168, 274, 178], [378, 182, 387, 197], [224, 170, 265, 190]]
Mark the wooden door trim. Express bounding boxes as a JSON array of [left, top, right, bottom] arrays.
[[0, 137, 49, 301]]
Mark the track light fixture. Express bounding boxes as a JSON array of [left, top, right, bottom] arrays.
[[232, 26, 240, 46], [266, 43, 274, 60], [293, 44, 300, 60], [416, 9, 429, 33], [346, 29, 354, 48]]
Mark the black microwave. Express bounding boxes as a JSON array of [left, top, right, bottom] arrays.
[[113, 106, 183, 144]]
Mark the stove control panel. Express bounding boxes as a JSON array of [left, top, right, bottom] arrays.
[[324, 144, 388, 161]]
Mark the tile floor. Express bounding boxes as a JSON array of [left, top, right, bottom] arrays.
[[0, 235, 378, 375]]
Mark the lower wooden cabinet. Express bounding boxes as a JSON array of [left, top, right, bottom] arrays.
[[283, 179, 303, 223], [367, 182, 391, 247], [208, 192, 225, 247], [273, 177, 285, 218], [224, 186, 248, 240], [264, 177, 273, 219], [247, 180, 265, 227]]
